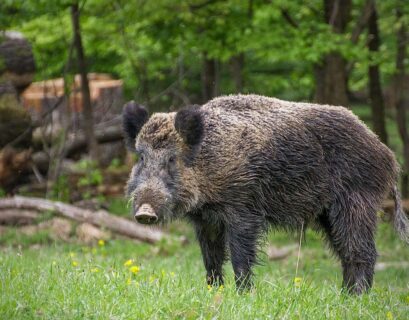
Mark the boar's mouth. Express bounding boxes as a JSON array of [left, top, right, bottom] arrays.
[[134, 203, 159, 224]]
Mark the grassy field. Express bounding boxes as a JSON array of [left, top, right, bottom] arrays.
[[1, 216, 408, 319]]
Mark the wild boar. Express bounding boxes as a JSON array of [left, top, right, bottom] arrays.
[[123, 94, 409, 294]]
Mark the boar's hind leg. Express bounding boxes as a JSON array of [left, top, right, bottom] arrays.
[[192, 219, 226, 286], [319, 195, 377, 295]]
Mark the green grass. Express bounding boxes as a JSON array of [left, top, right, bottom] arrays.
[[1, 221, 408, 319]]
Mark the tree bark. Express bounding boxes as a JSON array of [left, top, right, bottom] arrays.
[[367, 1, 388, 144], [229, 53, 244, 93], [313, 53, 349, 106], [70, 3, 100, 164], [345, 0, 374, 78], [0, 196, 165, 243], [394, 3, 409, 198], [313, 0, 351, 107], [201, 52, 217, 103], [228, 0, 253, 94]]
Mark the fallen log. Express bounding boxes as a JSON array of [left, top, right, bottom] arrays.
[[0, 196, 164, 243], [32, 123, 123, 153], [66, 124, 124, 156], [32, 124, 124, 172], [0, 209, 39, 225]]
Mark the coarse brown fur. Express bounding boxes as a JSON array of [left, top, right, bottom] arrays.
[[123, 94, 409, 294]]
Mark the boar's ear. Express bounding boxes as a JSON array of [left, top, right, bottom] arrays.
[[175, 105, 204, 146], [175, 106, 204, 161], [122, 101, 149, 150]]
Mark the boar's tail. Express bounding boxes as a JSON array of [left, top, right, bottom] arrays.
[[391, 185, 409, 244]]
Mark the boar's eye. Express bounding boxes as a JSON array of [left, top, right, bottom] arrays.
[[167, 155, 177, 174], [168, 155, 176, 164], [138, 153, 144, 163]]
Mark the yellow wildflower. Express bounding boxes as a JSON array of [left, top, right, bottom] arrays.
[[207, 284, 213, 291], [294, 277, 302, 288], [72, 261, 79, 267], [149, 275, 155, 283], [161, 270, 166, 277], [170, 272, 175, 277], [124, 259, 134, 267], [69, 252, 76, 258], [90, 268, 99, 273], [386, 311, 393, 320], [98, 239, 105, 247], [129, 266, 140, 274], [218, 285, 224, 292], [126, 278, 132, 285]]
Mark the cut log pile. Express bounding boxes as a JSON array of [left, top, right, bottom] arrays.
[[0, 196, 166, 244], [22, 73, 123, 127]]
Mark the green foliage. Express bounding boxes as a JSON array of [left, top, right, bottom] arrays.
[[77, 170, 103, 188], [107, 158, 122, 170], [20, 14, 72, 79], [76, 159, 103, 187], [49, 175, 70, 202], [5, 0, 407, 109]]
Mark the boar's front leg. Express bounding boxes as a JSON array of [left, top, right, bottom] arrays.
[[227, 215, 262, 291], [191, 217, 226, 286]]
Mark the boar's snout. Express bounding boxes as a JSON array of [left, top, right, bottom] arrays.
[[134, 203, 158, 224]]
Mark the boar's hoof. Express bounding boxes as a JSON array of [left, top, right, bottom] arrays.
[[134, 204, 158, 224]]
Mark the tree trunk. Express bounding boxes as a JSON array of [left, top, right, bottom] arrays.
[[228, 0, 252, 94], [367, 1, 388, 144], [201, 52, 217, 103], [314, 53, 349, 106], [70, 3, 100, 164], [229, 53, 244, 93], [313, 0, 351, 107], [394, 3, 409, 198]]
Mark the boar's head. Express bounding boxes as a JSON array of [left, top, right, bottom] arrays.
[[122, 101, 203, 224]]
